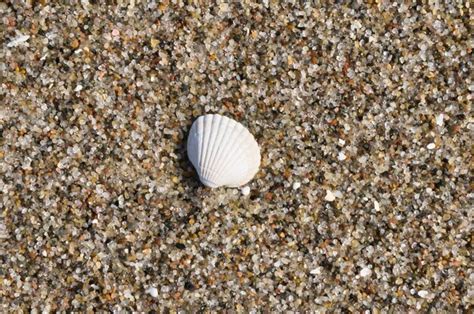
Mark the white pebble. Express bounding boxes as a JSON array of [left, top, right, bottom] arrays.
[[338, 151, 347, 161], [145, 286, 158, 298], [0, 221, 8, 239], [324, 190, 335, 202], [74, 85, 83, 92], [358, 155, 368, 164], [131, 131, 141, 141], [241, 186, 250, 196], [123, 289, 133, 299], [374, 200, 380, 211], [436, 113, 444, 126], [418, 290, 429, 298], [219, 2, 229, 13], [310, 267, 322, 275], [360, 267, 372, 277], [7, 34, 30, 48], [338, 139, 346, 146], [427, 143, 436, 150], [292, 182, 301, 190]]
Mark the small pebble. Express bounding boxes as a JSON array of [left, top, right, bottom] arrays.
[[338, 151, 347, 161], [0, 221, 8, 239], [7, 34, 30, 48], [418, 290, 429, 298], [241, 186, 250, 196], [123, 290, 133, 299], [374, 200, 380, 211], [360, 267, 372, 277], [324, 190, 336, 202], [427, 143, 436, 150], [292, 182, 301, 190], [70, 38, 80, 49], [145, 286, 158, 298], [150, 38, 159, 48], [436, 114, 444, 126]]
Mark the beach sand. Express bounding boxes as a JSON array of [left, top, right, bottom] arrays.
[[1, 1, 472, 311]]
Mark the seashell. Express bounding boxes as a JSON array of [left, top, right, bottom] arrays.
[[187, 114, 260, 188]]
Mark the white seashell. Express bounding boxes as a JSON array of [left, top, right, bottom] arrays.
[[187, 114, 260, 188]]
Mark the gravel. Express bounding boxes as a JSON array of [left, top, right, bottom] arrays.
[[1, 1, 472, 312]]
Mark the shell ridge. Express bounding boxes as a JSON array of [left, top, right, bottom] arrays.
[[214, 126, 250, 183], [211, 119, 241, 179], [208, 115, 224, 181], [201, 114, 218, 180], [189, 125, 201, 169], [216, 129, 256, 184], [196, 117, 205, 169], [199, 115, 214, 180], [223, 136, 255, 185], [226, 133, 260, 186], [205, 115, 230, 184], [186, 124, 196, 166]]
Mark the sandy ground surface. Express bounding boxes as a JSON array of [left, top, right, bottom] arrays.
[[1, 1, 472, 312]]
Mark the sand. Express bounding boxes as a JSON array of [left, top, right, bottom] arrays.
[[1, 1, 472, 312]]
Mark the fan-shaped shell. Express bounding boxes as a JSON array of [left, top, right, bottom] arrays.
[[187, 114, 260, 188]]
